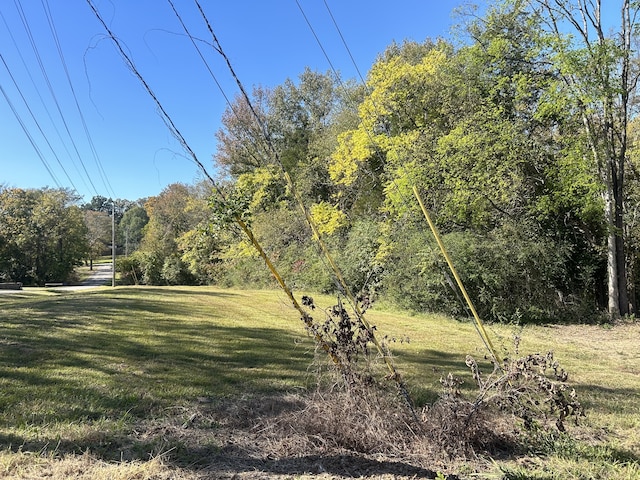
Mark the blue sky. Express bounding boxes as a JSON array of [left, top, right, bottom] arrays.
[[1, 1, 473, 202]]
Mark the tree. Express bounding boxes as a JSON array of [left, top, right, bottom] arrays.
[[523, 0, 640, 316], [0, 188, 88, 284], [82, 195, 134, 224], [214, 69, 343, 206], [136, 182, 213, 285], [84, 210, 112, 269], [327, 6, 605, 321], [118, 205, 149, 256]]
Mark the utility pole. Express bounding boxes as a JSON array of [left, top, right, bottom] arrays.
[[112, 200, 116, 287]]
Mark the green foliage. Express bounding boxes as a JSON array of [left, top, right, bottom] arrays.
[[134, 250, 164, 285], [135, 182, 220, 286], [334, 219, 383, 296], [84, 209, 111, 265], [0, 187, 88, 285], [380, 220, 598, 323], [160, 254, 194, 285], [177, 227, 223, 284], [115, 255, 141, 285], [118, 205, 149, 255]]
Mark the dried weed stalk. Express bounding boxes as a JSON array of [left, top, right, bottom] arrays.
[[255, 384, 418, 457], [303, 295, 393, 387], [420, 344, 584, 457]]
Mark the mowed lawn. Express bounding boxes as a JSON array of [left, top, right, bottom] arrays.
[[0, 285, 639, 478]]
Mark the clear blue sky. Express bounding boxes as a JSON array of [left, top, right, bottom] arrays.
[[1, 1, 475, 202]]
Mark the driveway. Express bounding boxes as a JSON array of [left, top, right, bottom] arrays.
[[0, 264, 114, 294], [61, 263, 114, 290]]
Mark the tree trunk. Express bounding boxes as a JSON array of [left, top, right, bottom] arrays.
[[604, 186, 620, 318], [614, 158, 630, 316]]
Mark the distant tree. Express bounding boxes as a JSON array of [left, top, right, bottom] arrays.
[[136, 182, 213, 285], [118, 205, 149, 256], [82, 195, 111, 213], [82, 195, 134, 223], [0, 188, 88, 284], [84, 210, 112, 270]]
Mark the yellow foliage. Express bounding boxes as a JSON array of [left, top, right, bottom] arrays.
[[221, 238, 258, 259], [236, 166, 284, 211], [310, 201, 347, 235], [329, 47, 448, 190], [329, 129, 373, 186]]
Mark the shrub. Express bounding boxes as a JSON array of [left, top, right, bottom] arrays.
[[380, 221, 596, 323], [116, 255, 142, 285], [161, 255, 194, 285]]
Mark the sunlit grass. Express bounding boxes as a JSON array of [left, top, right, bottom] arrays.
[[0, 286, 638, 478]]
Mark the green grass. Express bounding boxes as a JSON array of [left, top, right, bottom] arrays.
[[0, 286, 639, 478], [0, 288, 314, 459]]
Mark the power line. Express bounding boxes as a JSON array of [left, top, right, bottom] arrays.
[[321, 0, 370, 92], [165, 0, 270, 170], [40, 0, 116, 198], [85, 0, 218, 192], [0, 7, 94, 195], [12, 0, 100, 197], [0, 52, 78, 192], [0, 82, 61, 189]]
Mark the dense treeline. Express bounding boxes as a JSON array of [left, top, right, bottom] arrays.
[[125, 1, 639, 323], [3, 1, 638, 323], [0, 188, 147, 285]]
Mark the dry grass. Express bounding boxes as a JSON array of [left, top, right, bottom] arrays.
[[0, 450, 190, 480]]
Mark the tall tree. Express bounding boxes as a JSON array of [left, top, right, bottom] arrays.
[[118, 205, 149, 256], [137, 182, 212, 285], [524, 0, 640, 316]]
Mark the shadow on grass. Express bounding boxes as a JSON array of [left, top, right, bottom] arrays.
[[0, 290, 317, 427], [197, 449, 446, 479], [0, 431, 449, 479], [117, 286, 242, 298], [393, 348, 486, 405]]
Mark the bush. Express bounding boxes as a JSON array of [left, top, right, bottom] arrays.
[[381, 221, 595, 323], [116, 255, 142, 285], [161, 255, 194, 285], [135, 251, 164, 285]]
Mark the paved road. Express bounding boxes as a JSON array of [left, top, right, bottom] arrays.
[[0, 264, 113, 294], [62, 263, 114, 290]]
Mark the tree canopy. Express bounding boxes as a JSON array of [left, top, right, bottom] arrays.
[[4, 0, 639, 323]]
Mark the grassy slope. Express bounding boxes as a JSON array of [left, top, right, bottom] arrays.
[[0, 286, 638, 478]]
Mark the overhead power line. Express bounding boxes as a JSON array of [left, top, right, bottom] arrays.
[[40, 0, 116, 198], [165, 0, 268, 169], [85, 0, 217, 190], [0, 81, 61, 189], [11, 0, 100, 196], [0, 52, 78, 191], [321, 0, 369, 91], [0, 7, 95, 195]]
